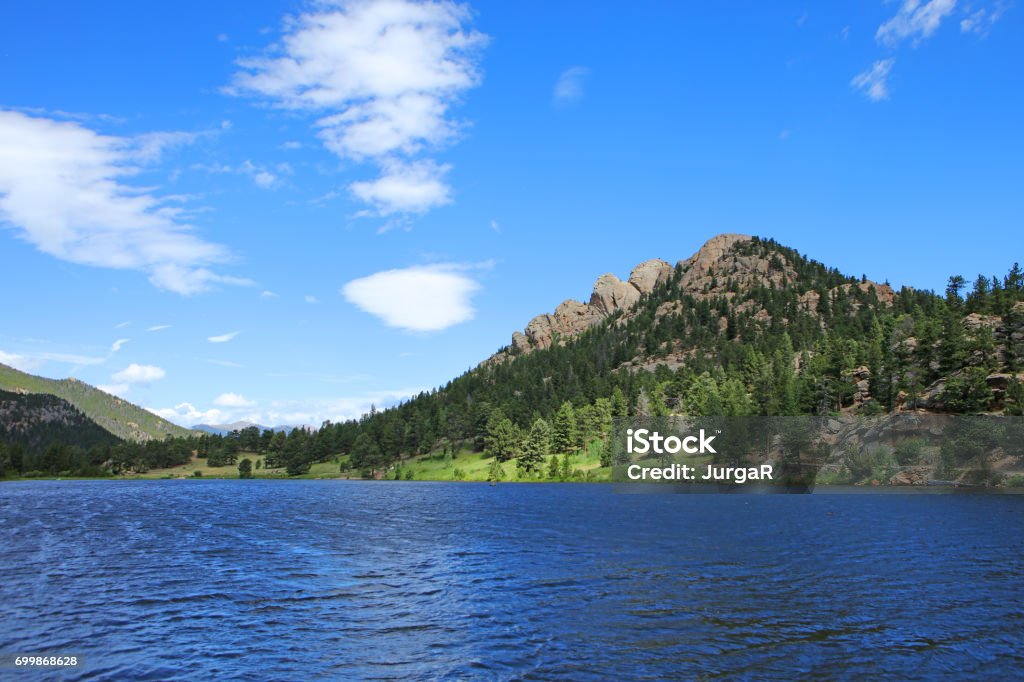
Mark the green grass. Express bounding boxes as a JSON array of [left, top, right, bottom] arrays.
[[133, 444, 615, 482], [395, 444, 611, 482]]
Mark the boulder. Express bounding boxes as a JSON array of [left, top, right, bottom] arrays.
[[890, 468, 928, 486], [628, 259, 674, 294], [590, 274, 641, 316]]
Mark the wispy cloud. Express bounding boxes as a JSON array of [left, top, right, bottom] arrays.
[[0, 348, 108, 371], [0, 110, 248, 294], [304, 295, 319, 304], [205, 358, 244, 368], [260, 290, 279, 299], [851, 58, 896, 101], [240, 159, 287, 189], [342, 263, 482, 332], [876, 0, 958, 47], [147, 324, 171, 332], [0, 350, 43, 372], [208, 331, 240, 343], [553, 66, 590, 106], [228, 0, 488, 219], [1, 339, 146, 374], [961, 2, 1009, 35], [115, 321, 132, 329]]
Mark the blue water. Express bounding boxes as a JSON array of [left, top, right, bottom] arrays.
[[1, 481, 1023, 681]]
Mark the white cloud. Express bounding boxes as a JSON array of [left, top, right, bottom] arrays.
[[349, 159, 451, 216], [150, 402, 230, 427], [0, 350, 43, 372], [305, 294, 319, 303], [342, 263, 480, 331], [115, 321, 132, 329], [961, 3, 1008, 35], [147, 324, 172, 332], [229, 0, 487, 218], [0, 110, 245, 295], [260, 290, 279, 299], [553, 66, 590, 105], [151, 388, 420, 427], [111, 338, 130, 352], [876, 0, 957, 46], [240, 159, 279, 189], [97, 383, 131, 397], [489, 219, 500, 232], [213, 392, 256, 407], [112, 363, 166, 384], [851, 59, 896, 101], [208, 331, 240, 343]]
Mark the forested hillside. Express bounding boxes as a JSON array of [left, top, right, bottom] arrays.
[[315, 234, 1024, 476], [0, 362, 193, 441], [0, 389, 121, 476]]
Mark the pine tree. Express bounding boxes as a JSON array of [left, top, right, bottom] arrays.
[[546, 453, 561, 479], [519, 418, 550, 474], [487, 458, 506, 482], [485, 409, 521, 462], [552, 401, 578, 454], [611, 387, 629, 417]]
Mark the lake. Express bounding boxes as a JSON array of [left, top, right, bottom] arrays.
[[1, 480, 1022, 680]]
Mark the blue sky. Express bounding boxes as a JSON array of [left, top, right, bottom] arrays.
[[0, 0, 1021, 427]]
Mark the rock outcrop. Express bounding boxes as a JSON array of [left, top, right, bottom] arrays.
[[498, 233, 897, 361], [628, 258, 674, 294], [505, 239, 746, 355], [589, 274, 641, 316]]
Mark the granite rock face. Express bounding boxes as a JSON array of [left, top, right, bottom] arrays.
[[499, 233, 896, 360], [628, 259, 674, 294]]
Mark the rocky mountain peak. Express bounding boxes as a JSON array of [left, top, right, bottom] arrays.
[[503, 234, 758, 357], [681, 233, 754, 270], [493, 233, 899, 364]]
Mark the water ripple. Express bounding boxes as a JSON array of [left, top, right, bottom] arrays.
[[1, 481, 1023, 680]]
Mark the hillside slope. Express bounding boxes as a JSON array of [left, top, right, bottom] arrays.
[[323, 234, 1024, 476], [0, 363, 193, 441], [0, 389, 121, 453]]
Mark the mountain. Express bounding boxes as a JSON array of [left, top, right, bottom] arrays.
[[0, 363, 193, 442], [193, 421, 271, 436], [193, 422, 310, 436], [0, 389, 121, 454], [324, 233, 1024, 476], [484, 233, 1023, 411]]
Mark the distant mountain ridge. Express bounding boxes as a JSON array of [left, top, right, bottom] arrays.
[[0, 363, 193, 442], [193, 421, 312, 436]]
